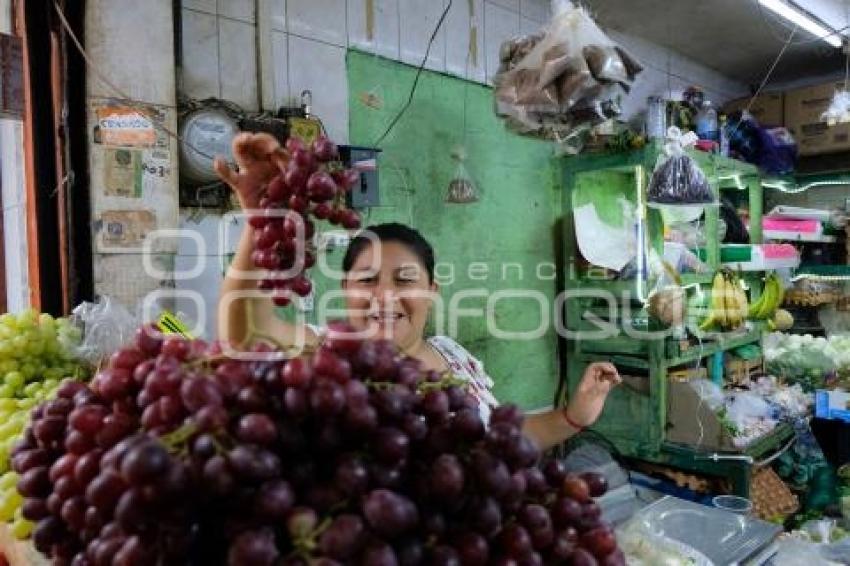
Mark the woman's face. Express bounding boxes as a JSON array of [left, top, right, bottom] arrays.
[[342, 241, 437, 352]]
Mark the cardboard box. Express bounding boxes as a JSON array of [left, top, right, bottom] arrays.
[[666, 380, 738, 451], [785, 82, 850, 156], [723, 93, 784, 126]]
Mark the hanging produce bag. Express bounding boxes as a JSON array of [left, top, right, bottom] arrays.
[[445, 147, 480, 204], [647, 127, 715, 207], [493, 2, 642, 149]]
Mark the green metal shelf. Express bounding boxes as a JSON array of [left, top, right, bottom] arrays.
[[664, 328, 763, 367], [796, 264, 850, 276], [561, 146, 773, 498]]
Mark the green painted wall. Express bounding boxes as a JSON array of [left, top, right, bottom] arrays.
[[305, 51, 563, 409]]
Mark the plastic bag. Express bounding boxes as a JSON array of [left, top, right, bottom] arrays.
[[690, 379, 724, 411], [616, 517, 714, 566], [493, 4, 642, 143], [647, 260, 686, 328], [773, 537, 836, 566], [445, 147, 479, 204], [71, 296, 139, 365], [724, 391, 773, 425], [822, 90, 850, 126], [647, 127, 715, 206]]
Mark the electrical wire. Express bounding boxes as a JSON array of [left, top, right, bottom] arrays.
[[52, 0, 223, 164], [373, 0, 453, 147], [728, 26, 798, 141]]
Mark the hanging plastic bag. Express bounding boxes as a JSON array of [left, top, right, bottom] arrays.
[[822, 90, 850, 126], [445, 147, 480, 204], [647, 127, 715, 207], [647, 259, 686, 328], [71, 296, 139, 366], [689, 379, 724, 411], [493, 4, 642, 143]]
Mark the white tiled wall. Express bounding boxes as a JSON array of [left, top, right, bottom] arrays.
[[181, 0, 552, 119], [218, 17, 259, 109], [484, 1, 520, 83], [181, 0, 747, 129]]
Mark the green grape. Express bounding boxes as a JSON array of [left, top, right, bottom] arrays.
[[0, 399, 15, 411], [20, 363, 36, 381], [43, 379, 58, 392], [0, 422, 19, 440], [0, 472, 17, 491], [44, 367, 64, 382], [22, 383, 39, 397], [0, 385, 14, 398], [0, 490, 21, 521], [11, 514, 33, 539], [10, 336, 26, 352], [15, 398, 35, 410], [4, 371, 24, 391]]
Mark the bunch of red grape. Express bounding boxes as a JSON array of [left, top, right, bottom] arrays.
[[12, 323, 623, 565], [248, 136, 362, 308]]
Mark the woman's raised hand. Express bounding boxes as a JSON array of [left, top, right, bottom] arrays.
[[214, 132, 286, 210]]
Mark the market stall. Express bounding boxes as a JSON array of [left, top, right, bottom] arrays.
[[2, 0, 850, 564]]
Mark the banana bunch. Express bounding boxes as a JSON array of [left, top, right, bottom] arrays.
[[699, 269, 749, 332], [747, 273, 785, 321]]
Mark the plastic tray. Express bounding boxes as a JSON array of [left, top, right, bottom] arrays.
[[633, 496, 782, 565]]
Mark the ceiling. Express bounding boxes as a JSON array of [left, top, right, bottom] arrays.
[[585, 0, 849, 86]]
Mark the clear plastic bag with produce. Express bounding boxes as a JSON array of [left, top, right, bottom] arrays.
[[445, 147, 480, 204], [493, 2, 642, 143], [764, 334, 839, 391], [71, 296, 139, 365], [822, 89, 850, 126], [648, 127, 715, 207], [647, 259, 686, 329]]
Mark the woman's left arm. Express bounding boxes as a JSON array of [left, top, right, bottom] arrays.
[[522, 362, 621, 451]]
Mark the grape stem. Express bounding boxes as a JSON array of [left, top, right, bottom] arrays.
[[159, 422, 198, 455], [289, 517, 332, 560], [240, 301, 316, 357]]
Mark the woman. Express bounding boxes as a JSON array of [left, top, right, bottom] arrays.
[[216, 133, 621, 451]]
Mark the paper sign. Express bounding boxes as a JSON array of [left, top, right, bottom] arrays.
[[104, 149, 142, 197], [99, 210, 157, 249], [95, 106, 156, 147]]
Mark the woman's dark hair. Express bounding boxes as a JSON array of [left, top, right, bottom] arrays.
[[342, 223, 436, 282]]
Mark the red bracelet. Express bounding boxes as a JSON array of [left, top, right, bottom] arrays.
[[562, 407, 585, 433]]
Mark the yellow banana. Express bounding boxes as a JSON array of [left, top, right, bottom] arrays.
[[736, 278, 749, 327], [715, 271, 729, 329], [724, 271, 738, 329], [699, 271, 727, 331]]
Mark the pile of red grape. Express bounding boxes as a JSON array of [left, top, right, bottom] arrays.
[[248, 136, 362, 308], [11, 323, 623, 565]]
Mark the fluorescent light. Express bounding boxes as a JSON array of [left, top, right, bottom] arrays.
[[759, 0, 843, 48]]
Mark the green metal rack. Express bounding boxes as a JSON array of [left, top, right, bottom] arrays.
[[560, 143, 793, 498]]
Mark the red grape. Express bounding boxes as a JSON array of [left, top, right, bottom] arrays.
[[306, 171, 337, 202], [312, 137, 338, 162], [235, 413, 277, 445], [363, 489, 419, 538], [563, 475, 591, 503], [580, 472, 609, 498]]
